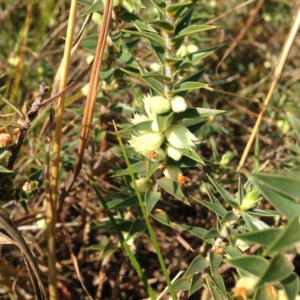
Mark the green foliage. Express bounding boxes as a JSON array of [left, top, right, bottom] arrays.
[[1, 0, 300, 299]]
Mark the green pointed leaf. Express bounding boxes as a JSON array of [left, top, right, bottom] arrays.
[[126, 219, 147, 241], [119, 11, 157, 33], [111, 30, 122, 51], [79, 0, 92, 6], [234, 228, 282, 248], [149, 0, 166, 14], [193, 198, 227, 217], [173, 107, 225, 127], [145, 190, 161, 216], [114, 49, 140, 68], [222, 244, 242, 258], [80, 35, 98, 52], [173, 25, 217, 41], [209, 251, 222, 274], [173, 147, 205, 164], [181, 69, 208, 88], [146, 160, 162, 179], [264, 215, 300, 255], [174, 223, 209, 242], [166, 1, 193, 15], [189, 275, 204, 297], [148, 20, 174, 32], [141, 72, 172, 83], [156, 177, 189, 204], [120, 68, 164, 96], [237, 177, 244, 206], [226, 256, 268, 277], [208, 175, 238, 209], [81, 0, 104, 16], [242, 212, 270, 231], [0, 95, 24, 119], [255, 254, 294, 288], [169, 82, 207, 96], [281, 273, 299, 300], [164, 57, 183, 64], [149, 40, 165, 64], [121, 29, 165, 48], [111, 161, 147, 177], [185, 255, 209, 276], [249, 173, 300, 219], [221, 211, 239, 223], [174, 46, 220, 74], [93, 220, 133, 231], [142, 77, 165, 96], [172, 278, 189, 291], [108, 195, 140, 209], [167, 155, 204, 167], [156, 112, 174, 133], [213, 274, 227, 297], [247, 208, 280, 217], [206, 277, 224, 300], [29, 169, 45, 186], [0, 165, 17, 180], [152, 209, 171, 226], [120, 121, 152, 133], [204, 229, 222, 239]]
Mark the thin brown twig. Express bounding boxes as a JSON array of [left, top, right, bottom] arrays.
[[215, 0, 265, 74], [58, 0, 113, 208], [237, 5, 300, 171]]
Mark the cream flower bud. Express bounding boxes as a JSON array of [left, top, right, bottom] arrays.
[[92, 12, 103, 25], [22, 181, 39, 195], [232, 276, 258, 297], [164, 124, 197, 149], [151, 96, 171, 114], [129, 132, 165, 153], [131, 178, 151, 193], [163, 166, 182, 181], [165, 145, 182, 161], [220, 151, 234, 167], [143, 95, 171, 119], [171, 96, 187, 113], [240, 189, 261, 211], [149, 148, 167, 162]]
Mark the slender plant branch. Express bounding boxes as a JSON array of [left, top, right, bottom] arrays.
[[113, 121, 177, 300], [237, 6, 300, 171]]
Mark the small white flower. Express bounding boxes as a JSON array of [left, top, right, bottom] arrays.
[[129, 132, 165, 153], [164, 124, 197, 149], [143, 94, 171, 119], [130, 113, 149, 124], [171, 96, 187, 113], [131, 178, 151, 193], [149, 148, 167, 162], [165, 145, 182, 161], [163, 166, 182, 181]]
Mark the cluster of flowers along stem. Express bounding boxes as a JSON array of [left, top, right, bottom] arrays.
[[129, 95, 197, 192]]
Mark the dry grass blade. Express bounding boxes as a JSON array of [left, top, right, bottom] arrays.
[[0, 207, 47, 300], [59, 0, 113, 206], [48, 1, 78, 299], [237, 5, 300, 171]]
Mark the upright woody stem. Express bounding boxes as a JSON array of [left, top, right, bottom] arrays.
[[164, 0, 175, 98]]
